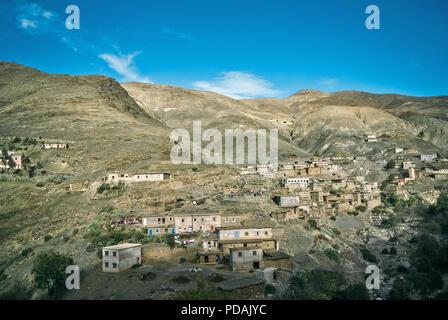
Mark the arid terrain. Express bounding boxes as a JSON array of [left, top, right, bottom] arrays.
[[0, 62, 447, 300]]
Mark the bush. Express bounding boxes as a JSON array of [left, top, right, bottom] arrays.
[[356, 206, 367, 212], [21, 248, 33, 257], [43, 235, 53, 242], [0, 282, 30, 300], [330, 216, 336, 221], [97, 183, 111, 194], [360, 248, 377, 263], [46, 176, 66, 184], [381, 248, 389, 255], [389, 247, 397, 255], [324, 248, 340, 262], [32, 251, 75, 299], [97, 248, 103, 259]]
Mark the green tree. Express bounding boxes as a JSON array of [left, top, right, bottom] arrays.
[[31, 251, 74, 299], [385, 160, 395, 169]]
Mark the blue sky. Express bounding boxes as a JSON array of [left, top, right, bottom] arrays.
[[1, 0, 447, 98]]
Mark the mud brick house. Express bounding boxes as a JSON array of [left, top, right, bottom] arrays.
[[229, 246, 264, 272], [102, 243, 141, 272], [274, 196, 300, 207], [0, 152, 21, 169], [217, 226, 278, 254], [420, 154, 437, 162], [107, 173, 170, 183], [198, 250, 222, 265], [174, 213, 221, 233], [263, 250, 292, 269], [282, 177, 309, 189]]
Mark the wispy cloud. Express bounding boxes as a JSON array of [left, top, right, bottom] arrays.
[[99, 51, 152, 83], [319, 78, 339, 90], [161, 28, 193, 40], [16, 1, 57, 33], [192, 71, 280, 99]]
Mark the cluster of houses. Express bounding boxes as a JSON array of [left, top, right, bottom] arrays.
[[105, 173, 170, 183], [102, 211, 289, 273], [273, 175, 382, 222], [98, 149, 448, 274], [0, 151, 22, 169]]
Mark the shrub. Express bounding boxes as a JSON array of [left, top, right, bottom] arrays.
[[43, 235, 53, 242], [32, 251, 74, 299], [389, 247, 397, 255], [97, 183, 110, 194], [324, 248, 340, 262], [360, 248, 377, 263], [0, 282, 29, 300], [381, 248, 389, 255], [356, 205, 367, 212], [21, 248, 33, 257]]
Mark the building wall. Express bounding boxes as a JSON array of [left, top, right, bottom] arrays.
[[107, 173, 169, 183], [143, 216, 174, 227], [174, 214, 221, 233], [230, 248, 264, 272], [220, 239, 277, 255], [218, 228, 272, 241], [102, 246, 141, 272]]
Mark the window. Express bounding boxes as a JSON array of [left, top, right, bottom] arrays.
[[225, 218, 229, 222], [112, 251, 117, 257], [253, 251, 257, 256], [104, 251, 109, 256], [155, 228, 159, 233], [238, 252, 243, 257], [182, 219, 185, 222], [105, 262, 109, 268], [112, 263, 117, 268], [265, 231, 268, 235], [213, 217, 216, 221], [245, 232, 249, 236], [232, 218, 236, 222]]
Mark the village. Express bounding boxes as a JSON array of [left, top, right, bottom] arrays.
[[1, 134, 448, 299]]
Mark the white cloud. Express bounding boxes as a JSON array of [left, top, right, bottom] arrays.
[[319, 78, 340, 91], [16, 2, 56, 32], [42, 11, 53, 19], [320, 78, 338, 86], [99, 51, 152, 83], [20, 18, 36, 29], [192, 71, 280, 99]]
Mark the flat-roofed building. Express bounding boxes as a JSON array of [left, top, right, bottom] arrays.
[[229, 246, 263, 272], [174, 213, 221, 233], [217, 226, 273, 241], [107, 173, 170, 183], [102, 243, 141, 272]]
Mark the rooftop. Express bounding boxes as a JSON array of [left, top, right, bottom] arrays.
[[103, 243, 141, 250]]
